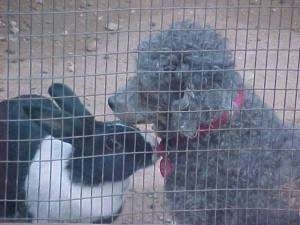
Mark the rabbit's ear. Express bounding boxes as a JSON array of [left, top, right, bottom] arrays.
[[48, 83, 100, 136], [1, 96, 48, 139], [22, 97, 79, 138], [48, 83, 92, 118]]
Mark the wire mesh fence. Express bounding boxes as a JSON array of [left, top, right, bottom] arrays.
[[0, 0, 300, 224]]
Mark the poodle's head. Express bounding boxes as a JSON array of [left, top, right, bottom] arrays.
[[109, 22, 243, 137]]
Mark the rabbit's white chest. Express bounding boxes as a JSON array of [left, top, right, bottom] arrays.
[[24, 136, 129, 222]]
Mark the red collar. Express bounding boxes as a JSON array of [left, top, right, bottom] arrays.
[[156, 90, 245, 177]]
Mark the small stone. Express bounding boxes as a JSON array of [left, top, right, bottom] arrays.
[[105, 22, 119, 31], [147, 193, 153, 198], [249, 0, 259, 5], [31, 5, 38, 10], [9, 57, 25, 63], [150, 22, 156, 27], [158, 215, 172, 223], [9, 21, 19, 34], [79, 4, 86, 9], [35, 0, 43, 4], [66, 61, 74, 72], [24, 21, 31, 29], [10, 58, 18, 63], [165, 218, 172, 223], [10, 21, 17, 27], [86, 39, 97, 51], [147, 192, 158, 199], [103, 54, 109, 59], [0, 20, 5, 27], [6, 48, 15, 54]]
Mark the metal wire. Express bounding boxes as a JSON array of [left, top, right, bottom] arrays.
[[0, 0, 300, 224]]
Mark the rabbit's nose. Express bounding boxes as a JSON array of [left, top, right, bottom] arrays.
[[108, 97, 115, 110]]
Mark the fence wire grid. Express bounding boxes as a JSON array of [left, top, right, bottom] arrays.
[[0, 0, 300, 224]]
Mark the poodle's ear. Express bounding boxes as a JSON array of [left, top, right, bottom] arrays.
[[48, 83, 92, 118], [171, 90, 191, 111]]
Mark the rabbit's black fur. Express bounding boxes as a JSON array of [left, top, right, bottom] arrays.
[[48, 83, 154, 185], [0, 84, 154, 223]]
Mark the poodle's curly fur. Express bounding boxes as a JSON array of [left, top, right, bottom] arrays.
[[108, 21, 300, 225]]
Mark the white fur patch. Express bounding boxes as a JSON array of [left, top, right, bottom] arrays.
[[140, 132, 158, 149], [25, 136, 130, 223], [140, 131, 160, 163], [112, 122, 132, 129]]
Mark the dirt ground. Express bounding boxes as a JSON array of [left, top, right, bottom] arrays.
[[0, 0, 300, 224]]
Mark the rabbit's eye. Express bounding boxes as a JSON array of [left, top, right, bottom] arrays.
[[105, 139, 114, 152], [114, 141, 123, 151], [105, 138, 123, 152]]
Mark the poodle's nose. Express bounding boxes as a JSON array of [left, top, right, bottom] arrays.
[[108, 97, 115, 110]]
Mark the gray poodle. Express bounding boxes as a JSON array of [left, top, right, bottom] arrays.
[[108, 21, 300, 225]]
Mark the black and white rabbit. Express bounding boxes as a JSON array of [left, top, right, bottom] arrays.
[[0, 84, 155, 223], [0, 94, 72, 221]]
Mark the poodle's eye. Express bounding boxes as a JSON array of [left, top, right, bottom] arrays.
[[105, 138, 123, 152], [180, 105, 189, 111]]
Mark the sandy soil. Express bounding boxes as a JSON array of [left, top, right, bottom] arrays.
[[0, 0, 300, 224]]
